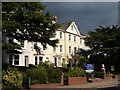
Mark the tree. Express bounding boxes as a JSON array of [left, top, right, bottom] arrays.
[[85, 25, 120, 73], [2, 2, 60, 54]]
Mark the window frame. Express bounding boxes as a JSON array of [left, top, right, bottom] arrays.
[[69, 46, 71, 54]]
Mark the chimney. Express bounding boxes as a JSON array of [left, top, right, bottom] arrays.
[[52, 16, 57, 24]]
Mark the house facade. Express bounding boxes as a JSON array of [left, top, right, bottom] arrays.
[[3, 20, 87, 67]]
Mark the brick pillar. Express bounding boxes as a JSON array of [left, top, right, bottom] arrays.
[[61, 73, 64, 86]]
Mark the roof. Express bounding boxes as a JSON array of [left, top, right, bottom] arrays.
[[58, 21, 86, 37], [59, 21, 73, 31]]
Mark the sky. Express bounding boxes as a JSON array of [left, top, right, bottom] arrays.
[[42, 2, 118, 35]]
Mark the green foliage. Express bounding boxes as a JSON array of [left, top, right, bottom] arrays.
[[65, 67, 85, 77], [2, 2, 60, 54], [47, 68, 62, 83], [63, 64, 67, 68], [26, 67, 48, 84], [94, 72, 105, 79], [2, 67, 23, 88], [78, 56, 88, 69], [26, 62, 62, 84], [85, 25, 120, 73]]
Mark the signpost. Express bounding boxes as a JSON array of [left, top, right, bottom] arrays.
[[86, 64, 94, 74]]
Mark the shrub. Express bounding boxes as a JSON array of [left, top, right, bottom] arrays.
[[2, 67, 23, 88], [26, 67, 48, 85], [26, 62, 62, 84], [47, 68, 62, 83], [94, 72, 105, 79], [65, 67, 85, 77]]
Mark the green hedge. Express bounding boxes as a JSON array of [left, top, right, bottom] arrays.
[[26, 62, 62, 84], [26, 67, 48, 84]]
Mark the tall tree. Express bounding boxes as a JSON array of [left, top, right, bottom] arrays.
[[85, 25, 120, 73], [2, 2, 60, 54]]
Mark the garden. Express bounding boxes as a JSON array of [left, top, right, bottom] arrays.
[[2, 62, 113, 89]]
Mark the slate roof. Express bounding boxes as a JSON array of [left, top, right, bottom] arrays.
[[59, 21, 73, 31]]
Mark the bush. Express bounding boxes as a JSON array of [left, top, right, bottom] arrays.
[[47, 68, 62, 83], [2, 67, 23, 88], [94, 72, 105, 79], [65, 67, 85, 77], [26, 67, 48, 84], [26, 62, 62, 84]]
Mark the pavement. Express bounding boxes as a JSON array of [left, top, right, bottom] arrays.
[[56, 75, 120, 89]]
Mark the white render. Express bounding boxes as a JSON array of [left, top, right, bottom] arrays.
[[3, 21, 87, 67]]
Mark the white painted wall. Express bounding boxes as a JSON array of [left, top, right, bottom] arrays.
[[6, 21, 87, 67]]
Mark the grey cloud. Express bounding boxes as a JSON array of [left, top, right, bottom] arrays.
[[42, 2, 118, 35]]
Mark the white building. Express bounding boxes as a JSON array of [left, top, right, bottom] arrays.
[[3, 20, 87, 67]]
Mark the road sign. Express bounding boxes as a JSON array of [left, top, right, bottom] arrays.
[[86, 64, 94, 74]]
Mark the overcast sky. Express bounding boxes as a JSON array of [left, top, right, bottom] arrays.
[[42, 2, 118, 35]]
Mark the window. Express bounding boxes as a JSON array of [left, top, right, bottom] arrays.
[[74, 47, 77, 54], [58, 57, 61, 66], [9, 55, 13, 65], [69, 34, 71, 41], [14, 55, 19, 65], [35, 56, 37, 65], [43, 47, 46, 50], [46, 57, 49, 61], [80, 38, 82, 44], [69, 46, 71, 54], [54, 57, 57, 66], [60, 32, 62, 39], [71, 25, 73, 31], [53, 47, 56, 52], [25, 56, 28, 67], [60, 45, 63, 52], [69, 59, 72, 67], [74, 36, 76, 42], [39, 56, 43, 63]]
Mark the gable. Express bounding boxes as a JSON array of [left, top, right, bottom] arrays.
[[66, 21, 81, 36]]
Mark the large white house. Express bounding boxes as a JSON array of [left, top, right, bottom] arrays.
[[3, 17, 87, 67]]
